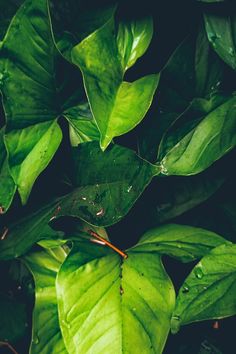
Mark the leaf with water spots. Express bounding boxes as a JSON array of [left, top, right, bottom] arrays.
[[171, 243, 236, 334], [56, 239, 175, 354], [24, 248, 68, 353], [204, 10, 236, 70]]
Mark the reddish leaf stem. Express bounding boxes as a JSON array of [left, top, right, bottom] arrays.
[[88, 230, 128, 259]]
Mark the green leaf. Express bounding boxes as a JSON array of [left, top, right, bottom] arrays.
[[204, 12, 236, 70], [0, 0, 63, 204], [0, 293, 27, 342], [131, 224, 228, 263], [5, 121, 62, 203], [72, 17, 159, 150], [171, 243, 236, 334], [151, 170, 225, 223], [117, 16, 153, 70], [0, 200, 64, 260], [0, 127, 16, 212], [64, 102, 100, 146], [0, 0, 23, 40], [24, 248, 67, 353], [56, 240, 175, 354], [54, 142, 159, 226], [138, 29, 225, 162], [158, 96, 236, 176]]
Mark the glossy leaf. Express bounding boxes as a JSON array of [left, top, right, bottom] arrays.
[[171, 243, 236, 334], [138, 29, 225, 162], [24, 249, 67, 353], [204, 12, 236, 70], [64, 102, 100, 146], [117, 16, 153, 70], [0, 200, 63, 260], [54, 142, 159, 226], [0, 127, 16, 212], [72, 17, 159, 150], [0, 0, 63, 204], [0, 293, 27, 342], [158, 95, 236, 176], [131, 224, 228, 263], [56, 240, 175, 354]]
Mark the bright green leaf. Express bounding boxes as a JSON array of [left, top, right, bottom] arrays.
[[5, 121, 62, 203], [171, 243, 236, 334], [72, 17, 159, 150], [24, 249, 68, 353], [117, 16, 153, 70], [0, 0, 63, 204], [56, 240, 175, 354], [131, 224, 228, 263], [158, 96, 236, 176], [204, 12, 236, 70]]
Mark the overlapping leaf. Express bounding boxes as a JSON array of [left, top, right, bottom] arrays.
[[72, 16, 159, 150], [131, 224, 228, 263], [24, 248, 68, 353], [56, 240, 175, 354], [171, 243, 236, 334], [204, 11, 236, 70], [158, 95, 236, 175], [0, 127, 16, 212]]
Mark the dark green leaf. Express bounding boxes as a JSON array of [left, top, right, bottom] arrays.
[[72, 17, 159, 150], [54, 142, 159, 226], [171, 243, 236, 333], [204, 12, 236, 70], [131, 224, 228, 262], [24, 248, 67, 353], [0, 127, 16, 212], [0, 293, 27, 342], [56, 240, 175, 353]]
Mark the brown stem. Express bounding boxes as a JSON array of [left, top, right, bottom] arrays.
[[0, 341, 19, 354], [88, 230, 128, 259]]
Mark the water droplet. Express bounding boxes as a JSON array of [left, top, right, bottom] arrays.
[[182, 285, 189, 294], [229, 47, 234, 56], [17, 285, 22, 291], [33, 335, 39, 344], [81, 196, 87, 201], [171, 315, 181, 334], [216, 81, 221, 88], [120, 285, 124, 295], [96, 208, 104, 217], [127, 185, 133, 193], [132, 307, 137, 311], [203, 286, 207, 290], [194, 267, 204, 279]]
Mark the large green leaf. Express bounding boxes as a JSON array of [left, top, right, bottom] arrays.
[[54, 142, 159, 226], [131, 224, 228, 263], [72, 17, 159, 150], [138, 28, 225, 162], [24, 248, 67, 354], [158, 95, 236, 175], [0, 0, 63, 204], [0, 127, 16, 212], [171, 243, 236, 334], [56, 240, 175, 354], [204, 11, 236, 70]]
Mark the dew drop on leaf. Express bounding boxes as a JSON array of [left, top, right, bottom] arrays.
[[171, 315, 181, 334], [96, 208, 105, 217], [194, 267, 204, 279], [182, 285, 189, 294]]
